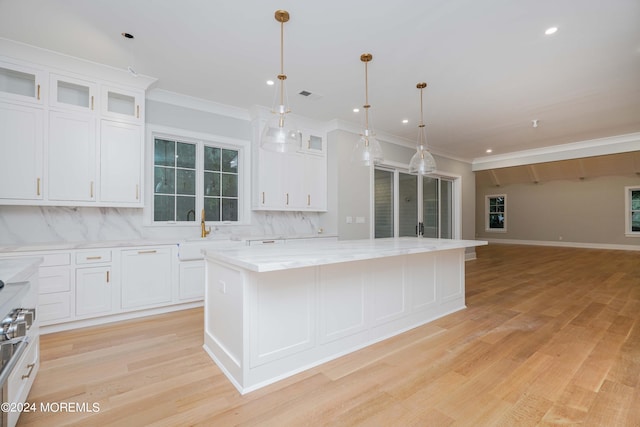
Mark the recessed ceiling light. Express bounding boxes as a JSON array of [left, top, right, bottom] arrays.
[[266, 80, 275, 86], [353, 108, 360, 113], [402, 119, 409, 124], [486, 149, 493, 153], [545, 27, 558, 35]]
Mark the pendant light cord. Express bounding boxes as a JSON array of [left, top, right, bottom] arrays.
[[361, 53, 373, 132]]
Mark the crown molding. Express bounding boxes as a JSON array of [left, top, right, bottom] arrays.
[[472, 132, 640, 171], [146, 89, 250, 121]]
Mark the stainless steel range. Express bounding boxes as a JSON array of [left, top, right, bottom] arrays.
[[0, 259, 41, 427]]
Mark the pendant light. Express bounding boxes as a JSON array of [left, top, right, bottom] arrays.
[[351, 53, 383, 166], [408, 82, 436, 175], [261, 10, 301, 153]]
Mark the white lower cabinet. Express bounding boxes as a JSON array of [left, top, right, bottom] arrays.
[[178, 260, 205, 301], [121, 247, 173, 309], [76, 266, 112, 317]]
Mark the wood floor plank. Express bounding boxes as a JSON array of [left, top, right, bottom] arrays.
[[17, 244, 640, 426]]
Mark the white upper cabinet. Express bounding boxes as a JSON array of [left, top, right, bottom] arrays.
[[299, 130, 326, 156], [0, 102, 44, 200], [99, 120, 142, 205], [49, 73, 98, 114], [0, 59, 45, 105], [0, 52, 151, 207], [101, 85, 144, 124]]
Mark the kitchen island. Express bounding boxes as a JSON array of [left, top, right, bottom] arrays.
[[203, 237, 486, 394]]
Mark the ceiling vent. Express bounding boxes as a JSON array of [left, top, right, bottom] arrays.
[[298, 90, 323, 101]]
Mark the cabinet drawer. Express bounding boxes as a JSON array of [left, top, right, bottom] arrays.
[[40, 252, 71, 267], [39, 292, 71, 323], [76, 250, 111, 264], [39, 266, 71, 294]]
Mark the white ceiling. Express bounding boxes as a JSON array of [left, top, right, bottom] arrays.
[[1, 0, 639, 162]]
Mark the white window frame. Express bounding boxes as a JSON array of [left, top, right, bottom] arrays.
[[485, 194, 507, 232], [625, 186, 640, 237], [144, 124, 251, 227]]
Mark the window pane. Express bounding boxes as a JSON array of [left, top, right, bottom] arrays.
[[154, 167, 175, 194], [398, 172, 418, 237], [222, 149, 238, 173], [222, 174, 238, 197], [176, 142, 196, 168], [632, 190, 640, 210], [204, 172, 220, 197], [423, 176, 438, 237], [374, 169, 394, 238], [440, 179, 453, 239], [204, 198, 220, 221], [204, 146, 221, 171], [176, 196, 196, 221], [222, 198, 238, 221], [489, 214, 504, 229], [154, 139, 175, 166], [632, 212, 640, 232], [154, 195, 174, 221], [176, 169, 195, 195]]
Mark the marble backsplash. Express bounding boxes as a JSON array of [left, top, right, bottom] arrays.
[[0, 206, 323, 246]]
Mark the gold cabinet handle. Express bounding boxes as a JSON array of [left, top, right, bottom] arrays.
[[91, 95, 94, 110], [37, 84, 40, 100], [22, 363, 35, 380], [90, 181, 94, 198], [307, 194, 311, 206], [136, 184, 139, 200], [37, 178, 41, 196], [86, 256, 102, 260], [136, 105, 140, 118], [286, 193, 289, 205], [137, 250, 157, 255], [106, 271, 110, 283], [262, 191, 265, 204]]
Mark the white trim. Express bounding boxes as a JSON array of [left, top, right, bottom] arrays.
[[472, 132, 640, 171], [485, 194, 507, 232], [146, 88, 250, 121], [625, 186, 640, 237], [483, 238, 640, 252], [145, 124, 252, 227]]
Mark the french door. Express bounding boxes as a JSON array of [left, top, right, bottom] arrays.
[[374, 168, 455, 239]]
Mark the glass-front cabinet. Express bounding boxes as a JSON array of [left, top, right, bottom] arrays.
[[0, 60, 45, 105], [49, 73, 97, 113], [101, 85, 144, 124]]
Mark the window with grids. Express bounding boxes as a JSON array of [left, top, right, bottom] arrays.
[[627, 187, 640, 235], [153, 137, 239, 223], [486, 194, 506, 231]]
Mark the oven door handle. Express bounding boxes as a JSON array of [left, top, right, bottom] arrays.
[[0, 338, 29, 387]]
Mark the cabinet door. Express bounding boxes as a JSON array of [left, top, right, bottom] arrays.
[[101, 85, 144, 124], [179, 260, 204, 300], [254, 147, 284, 209], [76, 266, 112, 316], [49, 73, 97, 113], [305, 154, 327, 211], [282, 152, 306, 209], [0, 102, 44, 200], [121, 248, 172, 309], [99, 120, 142, 204], [48, 111, 96, 202], [0, 60, 45, 105]]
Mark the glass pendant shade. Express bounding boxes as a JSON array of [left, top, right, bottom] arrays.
[[261, 104, 300, 153], [352, 53, 383, 166], [351, 130, 383, 166], [261, 10, 300, 153], [409, 82, 436, 175]]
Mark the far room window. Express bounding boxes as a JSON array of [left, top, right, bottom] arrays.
[[486, 194, 506, 232], [625, 186, 640, 236]]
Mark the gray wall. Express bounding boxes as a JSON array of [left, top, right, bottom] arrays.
[[476, 174, 640, 246]]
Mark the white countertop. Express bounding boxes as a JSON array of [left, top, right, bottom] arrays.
[[0, 257, 41, 316], [204, 237, 487, 272]]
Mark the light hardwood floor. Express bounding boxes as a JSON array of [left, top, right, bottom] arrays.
[[18, 244, 640, 426]]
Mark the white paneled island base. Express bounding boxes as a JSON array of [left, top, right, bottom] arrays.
[[203, 238, 486, 394]]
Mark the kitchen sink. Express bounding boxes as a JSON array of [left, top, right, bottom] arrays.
[[177, 239, 244, 261]]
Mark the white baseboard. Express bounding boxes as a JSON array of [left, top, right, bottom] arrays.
[[483, 238, 640, 252]]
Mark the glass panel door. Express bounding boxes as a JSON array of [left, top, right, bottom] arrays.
[[374, 169, 394, 238], [440, 179, 453, 238], [399, 172, 418, 237], [422, 176, 438, 238]]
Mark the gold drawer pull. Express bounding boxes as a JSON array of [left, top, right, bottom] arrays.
[[106, 271, 110, 283], [22, 363, 35, 380], [37, 84, 41, 100], [86, 256, 102, 260], [136, 105, 140, 118], [91, 95, 94, 110], [137, 250, 157, 255], [37, 178, 41, 196]]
